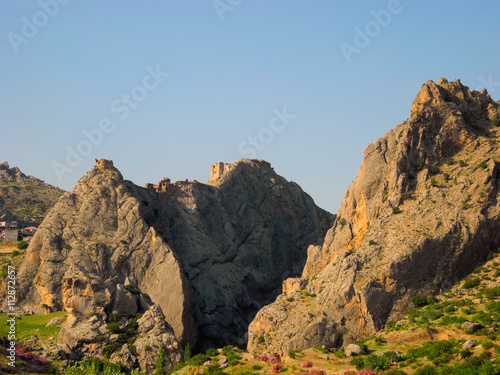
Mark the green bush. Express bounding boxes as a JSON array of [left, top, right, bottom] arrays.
[[385, 369, 407, 375], [417, 158, 425, 171], [206, 348, 219, 357], [171, 362, 187, 373], [364, 353, 390, 371], [288, 349, 298, 359], [414, 365, 437, 375], [257, 335, 265, 343], [203, 365, 226, 375], [17, 241, 28, 250], [188, 354, 210, 367], [412, 295, 428, 308], [463, 278, 480, 289], [107, 322, 121, 333], [392, 206, 401, 215], [251, 365, 262, 370], [105, 341, 118, 356], [349, 356, 365, 370]]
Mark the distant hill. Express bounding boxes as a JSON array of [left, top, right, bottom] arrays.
[[0, 162, 65, 226]]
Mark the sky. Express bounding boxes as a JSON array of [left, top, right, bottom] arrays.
[[1, 1, 499, 213]]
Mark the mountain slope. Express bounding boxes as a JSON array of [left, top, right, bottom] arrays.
[[248, 78, 500, 355], [0, 162, 64, 225], [10, 158, 333, 353]]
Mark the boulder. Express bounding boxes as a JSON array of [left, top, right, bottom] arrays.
[[46, 317, 63, 327], [345, 344, 363, 357], [461, 322, 483, 333], [111, 284, 138, 316], [462, 339, 476, 349]]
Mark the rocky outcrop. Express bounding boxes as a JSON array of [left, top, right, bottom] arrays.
[[58, 303, 183, 373], [0, 161, 64, 224], [13, 158, 333, 351], [248, 78, 500, 355]]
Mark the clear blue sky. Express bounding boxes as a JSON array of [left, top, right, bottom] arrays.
[[1, 1, 499, 213]]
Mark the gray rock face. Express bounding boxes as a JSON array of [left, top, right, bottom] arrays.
[[248, 79, 500, 355], [13, 158, 333, 350]]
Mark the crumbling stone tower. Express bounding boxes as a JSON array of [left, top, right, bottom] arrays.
[[95, 159, 114, 169], [210, 162, 231, 181]]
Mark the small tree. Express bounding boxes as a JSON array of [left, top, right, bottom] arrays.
[[155, 349, 165, 375], [184, 343, 192, 362]]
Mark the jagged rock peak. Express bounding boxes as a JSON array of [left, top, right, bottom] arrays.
[[247, 78, 500, 356]]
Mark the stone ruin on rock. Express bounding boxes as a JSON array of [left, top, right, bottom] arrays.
[[210, 162, 232, 181], [94, 158, 114, 169]]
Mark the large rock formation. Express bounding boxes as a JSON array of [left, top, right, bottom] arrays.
[[248, 78, 500, 355], [12, 158, 333, 352]]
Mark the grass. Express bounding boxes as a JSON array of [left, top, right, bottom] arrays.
[[0, 311, 67, 341]]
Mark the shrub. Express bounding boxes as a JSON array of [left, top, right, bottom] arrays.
[[257, 335, 265, 343], [414, 365, 437, 375], [443, 173, 449, 181], [385, 370, 407, 375], [203, 364, 226, 375], [412, 295, 428, 308], [107, 322, 120, 333], [349, 356, 365, 370], [302, 361, 313, 368], [430, 177, 437, 187], [105, 341, 118, 355], [206, 348, 219, 357], [288, 349, 298, 359], [251, 365, 262, 370], [363, 354, 390, 371], [459, 160, 466, 167], [17, 241, 28, 250], [417, 158, 425, 171], [463, 278, 480, 289], [480, 161, 488, 169], [430, 165, 439, 174], [188, 354, 210, 367], [392, 206, 401, 215]]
